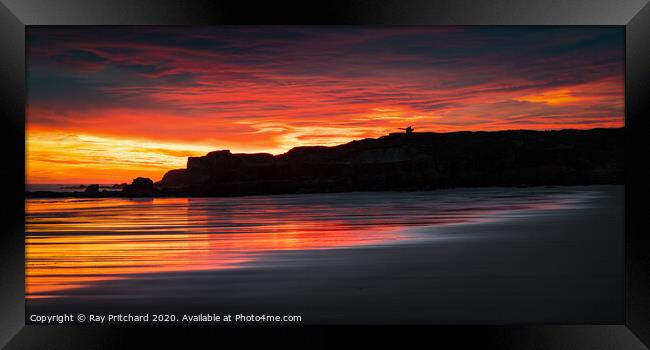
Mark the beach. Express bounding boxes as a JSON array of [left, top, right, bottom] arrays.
[[25, 186, 624, 324]]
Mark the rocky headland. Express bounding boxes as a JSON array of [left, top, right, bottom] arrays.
[[27, 128, 624, 198]]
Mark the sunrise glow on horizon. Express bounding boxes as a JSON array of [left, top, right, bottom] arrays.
[[27, 26, 624, 184]]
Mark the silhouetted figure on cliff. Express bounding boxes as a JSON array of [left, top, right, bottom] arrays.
[[398, 126, 414, 134]]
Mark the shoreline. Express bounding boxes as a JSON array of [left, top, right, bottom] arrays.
[[26, 185, 624, 324], [25, 182, 623, 199]]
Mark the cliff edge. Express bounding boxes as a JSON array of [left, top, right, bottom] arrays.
[[156, 128, 624, 196]]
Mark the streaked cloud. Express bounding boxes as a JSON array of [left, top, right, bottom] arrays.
[[26, 26, 624, 183]]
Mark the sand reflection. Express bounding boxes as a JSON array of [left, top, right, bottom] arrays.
[[26, 190, 583, 298]]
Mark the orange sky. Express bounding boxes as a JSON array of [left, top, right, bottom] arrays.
[[26, 27, 624, 184]]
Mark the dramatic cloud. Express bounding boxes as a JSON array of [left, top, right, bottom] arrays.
[[26, 26, 624, 184]]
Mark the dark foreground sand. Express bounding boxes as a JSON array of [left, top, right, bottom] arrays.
[[26, 186, 623, 324]]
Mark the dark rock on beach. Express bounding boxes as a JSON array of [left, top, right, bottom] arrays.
[[84, 184, 100, 193], [122, 177, 157, 197]]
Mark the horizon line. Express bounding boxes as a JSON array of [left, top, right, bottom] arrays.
[[26, 126, 624, 185]]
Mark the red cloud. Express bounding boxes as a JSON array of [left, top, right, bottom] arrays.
[[26, 27, 624, 183]]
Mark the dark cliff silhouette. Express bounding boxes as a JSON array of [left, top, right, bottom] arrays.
[[26, 128, 624, 198], [155, 128, 624, 197]]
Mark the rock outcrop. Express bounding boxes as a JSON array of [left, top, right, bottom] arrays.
[[122, 177, 157, 197], [156, 128, 624, 196], [84, 184, 100, 193]]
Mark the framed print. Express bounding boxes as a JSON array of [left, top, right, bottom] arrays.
[[1, 0, 649, 349]]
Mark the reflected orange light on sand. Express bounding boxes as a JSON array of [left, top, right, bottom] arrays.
[[26, 197, 403, 298], [25, 191, 580, 299]]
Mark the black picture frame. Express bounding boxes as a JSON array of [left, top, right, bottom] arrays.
[[1, 0, 649, 348]]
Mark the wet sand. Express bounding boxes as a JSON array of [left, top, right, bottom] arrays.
[[26, 186, 624, 324]]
